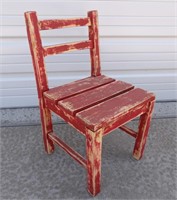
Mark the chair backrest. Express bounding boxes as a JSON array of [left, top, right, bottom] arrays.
[[24, 11, 101, 98]]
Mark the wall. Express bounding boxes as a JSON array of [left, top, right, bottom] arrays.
[[1, 0, 177, 108]]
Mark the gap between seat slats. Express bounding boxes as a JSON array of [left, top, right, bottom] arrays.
[[38, 17, 91, 30], [76, 88, 155, 132], [43, 40, 93, 56], [58, 81, 134, 116], [44, 75, 115, 103]]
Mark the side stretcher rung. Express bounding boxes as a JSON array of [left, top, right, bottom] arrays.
[[43, 40, 93, 56], [39, 17, 91, 30], [119, 125, 137, 138], [48, 132, 87, 168]]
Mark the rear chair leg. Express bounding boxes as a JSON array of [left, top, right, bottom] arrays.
[[39, 98, 55, 154], [133, 101, 155, 160], [86, 128, 103, 196]]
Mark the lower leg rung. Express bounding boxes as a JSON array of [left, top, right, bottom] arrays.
[[119, 125, 137, 138], [48, 132, 87, 168]]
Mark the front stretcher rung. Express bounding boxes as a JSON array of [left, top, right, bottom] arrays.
[[48, 132, 87, 168]]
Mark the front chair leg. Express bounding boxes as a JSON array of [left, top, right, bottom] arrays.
[[133, 100, 155, 160], [39, 98, 55, 154], [86, 128, 103, 196]]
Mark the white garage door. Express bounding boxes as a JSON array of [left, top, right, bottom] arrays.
[[1, 0, 177, 108]]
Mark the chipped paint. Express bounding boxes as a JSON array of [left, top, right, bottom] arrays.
[[86, 128, 103, 196], [76, 88, 155, 132], [133, 100, 155, 160], [44, 98, 86, 135], [43, 40, 93, 56], [25, 10, 155, 197], [39, 98, 54, 154], [58, 80, 134, 116], [25, 12, 54, 154], [24, 12, 49, 98], [39, 17, 91, 30], [88, 11, 101, 76], [43, 75, 115, 103]]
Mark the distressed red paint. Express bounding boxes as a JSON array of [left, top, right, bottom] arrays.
[[48, 132, 87, 168], [88, 11, 101, 76], [39, 17, 90, 30], [24, 12, 54, 154], [44, 75, 114, 103], [58, 80, 134, 116], [43, 40, 93, 56], [133, 100, 155, 160], [25, 10, 155, 197], [86, 128, 102, 196], [76, 88, 155, 132]]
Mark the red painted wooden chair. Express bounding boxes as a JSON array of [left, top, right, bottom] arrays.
[[24, 10, 155, 196]]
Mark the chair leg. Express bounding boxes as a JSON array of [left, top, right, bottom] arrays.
[[39, 98, 55, 154], [86, 128, 103, 196], [133, 101, 155, 160]]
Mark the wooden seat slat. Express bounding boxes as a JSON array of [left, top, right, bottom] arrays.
[[58, 80, 134, 116], [44, 75, 115, 103], [76, 88, 155, 132]]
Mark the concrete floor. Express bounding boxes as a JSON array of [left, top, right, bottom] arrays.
[[1, 118, 177, 200]]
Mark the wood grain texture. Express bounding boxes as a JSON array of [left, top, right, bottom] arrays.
[[43, 40, 93, 56], [86, 128, 103, 196], [76, 88, 155, 132], [88, 10, 101, 76], [133, 100, 155, 160], [39, 17, 90, 30], [103, 103, 149, 136], [25, 11, 54, 154], [44, 98, 86, 135], [44, 75, 115, 103], [58, 80, 134, 116], [39, 98, 55, 154], [24, 11, 49, 98]]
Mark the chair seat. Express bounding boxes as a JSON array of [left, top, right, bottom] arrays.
[[44, 75, 155, 131], [76, 88, 155, 131], [44, 75, 115, 103]]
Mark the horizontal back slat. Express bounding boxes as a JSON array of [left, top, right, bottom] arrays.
[[43, 40, 93, 56], [39, 17, 91, 30]]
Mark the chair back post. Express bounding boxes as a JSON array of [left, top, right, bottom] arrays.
[[24, 11, 49, 98], [88, 10, 101, 77]]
